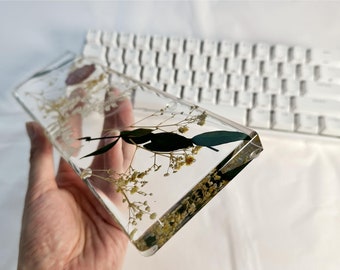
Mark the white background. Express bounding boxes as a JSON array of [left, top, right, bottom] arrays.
[[1, 1, 340, 269]]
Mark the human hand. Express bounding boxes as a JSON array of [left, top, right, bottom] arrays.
[[18, 92, 134, 270]]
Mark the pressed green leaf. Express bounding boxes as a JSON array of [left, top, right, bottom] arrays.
[[143, 132, 193, 152], [192, 131, 250, 147], [121, 128, 154, 144], [81, 139, 119, 158]]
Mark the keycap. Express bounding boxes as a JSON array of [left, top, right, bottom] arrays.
[[245, 76, 263, 92], [315, 66, 340, 85], [272, 111, 295, 131], [124, 49, 140, 65], [174, 53, 191, 70], [271, 44, 289, 62], [228, 74, 245, 91], [254, 93, 272, 110], [282, 79, 300, 96], [278, 63, 296, 79], [208, 56, 225, 73], [200, 88, 216, 103], [159, 67, 175, 84], [296, 64, 315, 80], [236, 42, 253, 59], [264, 77, 281, 94], [109, 62, 124, 73], [261, 61, 278, 77], [193, 71, 210, 88], [288, 46, 306, 63], [235, 91, 253, 108], [182, 86, 199, 102], [301, 81, 340, 100], [202, 40, 218, 56], [273, 95, 291, 112], [157, 51, 174, 68], [243, 60, 260, 76], [185, 38, 201, 54], [320, 116, 340, 137], [83, 43, 107, 64], [226, 58, 243, 74], [176, 70, 193, 86], [248, 109, 272, 128], [118, 33, 134, 48], [151, 35, 167, 52], [141, 50, 157, 66], [307, 48, 340, 67], [142, 66, 159, 83], [165, 84, 181, 97], [191, 54, 208, 71], [254, 43, 270, 61], [218, 89, 235, 106], [102, 31, 118, 47], [292, 96, 340, 118], [211, 73, 227, 89], [168, 37, 184, 53], [125, 65, 141, 80], [135, 34, 151, 50], [107, 47, 124, 64], [86, 29, 101, 45], [295, 113, 320, 134], [219, 41, 235, 57]]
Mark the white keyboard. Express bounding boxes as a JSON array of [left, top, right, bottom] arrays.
[[82, 30, 340, 140]]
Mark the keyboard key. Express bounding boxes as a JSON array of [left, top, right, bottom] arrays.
[[295, 113, 319, 134], [282, 79, 300, 96], [135, 34, 151, 50], [141, 50, 157, 66], [320, 116, 340, 137], [174, 53, 191, 70], [83, 43, 107, 64], [292, 96, 340, 118], [307, 48, 340, 67], [271, 45, 288, 62], [278, 63, 296, 79], [296, 64, 315, 80], [185, 38, 201, 54], [260, 61, 278, 77], [254, 93, 272, 110], [176, 70, 193, 86], [86, 29, 101, 45], [125, 65, 141, 80], [219, 40, 235, 57], [202, 104, 248, 125], [142, 66, 159, 83], [236, 42, 253, 59], [248, 109, 272, 129], [168, 37, 184, 53], [218, 89, 235, 106], [165, 84, 181, 97], [109, 62, 124, 73], [159, 67, 175, 84], [124, 49, 140, 65], [208, 56, 225, 73], [200, 88, 216, 103], [288, 46, 306, 63], [243, 60, 260, 76], [118, 33, 134, 48], [273, 95, 291, 112], [182, 86, 199, 103], [245, 76, 263, 92], [191, 54, 208, 71], [272, 111, 295, 131], [254, 43, 270, 61], [228, 74, 245, 91], [226, 58, 243, 74], [315, 65, 340, 85], [102, 31, 118, 47], [301, 81, 340, 100], [202, 40, 218, 56], [193, 71, 210, 88], [211, 73, 227, 89], [235, 91, 253, 108], [151, 35, 167, 52], [107, 47, 123, 63], [157, 51, 174, 68], [264, 77, 281, 94]]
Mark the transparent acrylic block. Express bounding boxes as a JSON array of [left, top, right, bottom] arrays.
[[13, 52, 263, 256]]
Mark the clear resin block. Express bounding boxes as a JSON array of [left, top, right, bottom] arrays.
[[13, 52, 263, 256]]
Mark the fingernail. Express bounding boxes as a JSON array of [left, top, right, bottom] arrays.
[[26, 122, 36, 141]]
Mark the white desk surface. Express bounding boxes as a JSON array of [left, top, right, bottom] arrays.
[[1, 2, 340, 269]]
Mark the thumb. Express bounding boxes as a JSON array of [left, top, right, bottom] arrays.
[[26, 122, 57, 202]]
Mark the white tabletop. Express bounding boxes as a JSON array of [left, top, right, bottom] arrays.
[[1, 2, 340, 269]]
